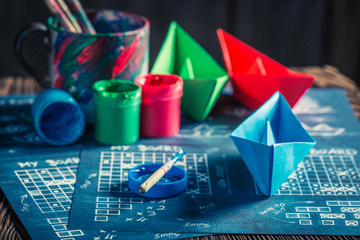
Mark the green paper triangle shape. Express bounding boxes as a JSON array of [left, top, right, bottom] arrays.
[[152, 21, 229, 121], [182, 79, 216, 121], [152, 22, 177, 74], [179, 58, 195, 79]]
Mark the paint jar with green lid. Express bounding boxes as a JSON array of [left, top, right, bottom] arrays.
[[93, 80, 141, 145]]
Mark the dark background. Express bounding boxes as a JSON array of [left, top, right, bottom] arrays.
[[1, 0, 359, 86]]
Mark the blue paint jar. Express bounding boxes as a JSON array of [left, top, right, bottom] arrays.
[[32, 88, 85, 146]]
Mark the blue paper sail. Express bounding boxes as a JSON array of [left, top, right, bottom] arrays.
[[231, 92, 316, 196]]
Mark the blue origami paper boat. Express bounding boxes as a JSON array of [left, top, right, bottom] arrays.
[[231, 92, 316, 196]]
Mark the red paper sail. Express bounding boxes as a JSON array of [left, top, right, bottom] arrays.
[[217, 29, 315, 109]]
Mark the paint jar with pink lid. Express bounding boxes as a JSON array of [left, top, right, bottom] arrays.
[[135, 74, 183, 137]]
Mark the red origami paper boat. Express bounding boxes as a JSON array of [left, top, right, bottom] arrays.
[[217, 29, 315, 109]]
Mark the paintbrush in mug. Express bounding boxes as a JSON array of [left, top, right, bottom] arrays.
[[139, 149, 186, 194], [56, 0, 82, 32], [66, 0, 96, 34], [44, 0, 79, 32]]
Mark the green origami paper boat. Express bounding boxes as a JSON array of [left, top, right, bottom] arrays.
[[152, 22, 229, 121]]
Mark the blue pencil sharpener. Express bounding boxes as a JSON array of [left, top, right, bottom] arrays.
[[128, 163, 187, 198]]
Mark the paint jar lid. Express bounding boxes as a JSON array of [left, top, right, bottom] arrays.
[[128, 163, 187, 198], [93, 80, 141, 108], [135, 74, 183, 101]]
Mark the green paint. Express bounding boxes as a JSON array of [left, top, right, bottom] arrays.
[[93, 80, 141, 145]]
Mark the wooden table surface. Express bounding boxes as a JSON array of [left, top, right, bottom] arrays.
[[1, 65, 360, 240]]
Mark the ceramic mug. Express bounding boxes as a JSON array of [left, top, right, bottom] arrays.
[[14, 9, 149, 123]]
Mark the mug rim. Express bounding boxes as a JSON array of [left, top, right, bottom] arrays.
[[47, 8, 149, 37]]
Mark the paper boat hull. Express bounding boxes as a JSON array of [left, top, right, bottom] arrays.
[[231, 73, 314, 109], [231, 137, 315, 196], [217, 29, 315, 109], [182, 78, 226, 122], [270, 142, 315, 195]]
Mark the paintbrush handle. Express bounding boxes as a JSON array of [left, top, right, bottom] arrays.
[[138, 167, 167, 194], [138, 149, 186, 194], [44, 0, 77, 32], [56, 0, 82, 33], [66, 0, 96, 34]]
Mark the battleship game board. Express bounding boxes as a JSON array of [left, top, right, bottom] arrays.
[[0, 95, 202, 240], [69, 89, 360, 235], [1, 89, 360, 239]]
